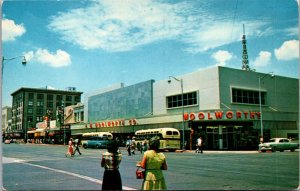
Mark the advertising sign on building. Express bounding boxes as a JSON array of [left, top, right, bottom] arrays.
[[50, 120, 56, 129], [36, 121, 46, 129]]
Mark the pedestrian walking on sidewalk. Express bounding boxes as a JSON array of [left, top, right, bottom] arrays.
[[101, 140, 122, 190], [65, 138, 74, 157]]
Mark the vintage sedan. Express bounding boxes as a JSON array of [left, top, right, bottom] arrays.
[[259, 138, 299, 152], [81, 137, 111, 149]]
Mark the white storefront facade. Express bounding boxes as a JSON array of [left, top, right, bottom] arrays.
[[79, 66, 298, 150]]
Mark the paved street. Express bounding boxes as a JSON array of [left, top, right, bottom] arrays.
[[3, 143, 299, 190]]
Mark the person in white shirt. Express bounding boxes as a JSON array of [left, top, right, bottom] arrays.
[[196, 136, 203, 154], [126, 136, 132, 156]]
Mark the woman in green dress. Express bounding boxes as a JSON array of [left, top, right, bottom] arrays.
[[139, 136, 167, 190]]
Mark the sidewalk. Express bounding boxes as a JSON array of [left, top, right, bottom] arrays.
[[176, 149, 259, 154], [176, 149, 299, 154]]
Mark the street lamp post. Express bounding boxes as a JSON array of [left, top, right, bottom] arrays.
[[258, 72, 274, 143], [1, 55, 27, 139], [0, 55, 27, 189], [168, 76, 185, 150], [2, 56, 27, 66]]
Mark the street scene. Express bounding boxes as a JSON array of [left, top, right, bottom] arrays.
[[3, 144, 299, 190], [1, 1, 299, 190]]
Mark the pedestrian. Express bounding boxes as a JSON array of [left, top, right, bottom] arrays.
[[65, 138, 74, 157], [137, 142, 142, 154], [73, 138, 82, 155], [101, 140, 122, 190], [131, 137, 136, 155], [142, 139, 148, 153], [139, 136, 167, 190], [126, 136, 132, 156], [196, 136, 203, 154]]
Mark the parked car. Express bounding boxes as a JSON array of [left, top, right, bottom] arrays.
[[258, 138, 299, 152], [81, 137, 112, 149]]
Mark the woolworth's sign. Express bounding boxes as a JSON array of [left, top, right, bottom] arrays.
[[184, 111, 261, 121]]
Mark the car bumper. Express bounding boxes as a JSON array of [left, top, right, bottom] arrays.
[[258, 146, 272, 151]]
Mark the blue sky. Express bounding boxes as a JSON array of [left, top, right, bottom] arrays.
[[2, 0, 299, 107]]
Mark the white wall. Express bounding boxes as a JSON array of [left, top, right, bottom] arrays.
[[153, 66, 220, 115]]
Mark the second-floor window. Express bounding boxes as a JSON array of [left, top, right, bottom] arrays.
[[166, 91, 198, 109], [232, 88, 266, 105]]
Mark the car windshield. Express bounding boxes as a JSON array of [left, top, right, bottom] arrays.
[[268, 139, 276, 142]]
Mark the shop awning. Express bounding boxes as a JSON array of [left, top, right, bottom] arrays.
[[33, 129, 46, 137]]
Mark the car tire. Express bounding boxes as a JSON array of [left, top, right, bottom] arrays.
[[83, 144, 87, 149], [95, 145, 100, 149], [290, 149, 295, 152]]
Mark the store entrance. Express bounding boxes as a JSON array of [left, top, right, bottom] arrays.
[[206, 126, 219, 150], [191, 121, 258, 150], [206, 126, 241, 150]]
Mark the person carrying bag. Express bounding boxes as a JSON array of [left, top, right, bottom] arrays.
[[137, 136, 167, 190]]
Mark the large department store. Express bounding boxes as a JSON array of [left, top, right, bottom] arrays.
[[71, 66, 298, 150]]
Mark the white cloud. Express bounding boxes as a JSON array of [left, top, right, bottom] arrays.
[[274, 40, 299, 61], [48, 0, 270, 53], [48, 0, 187, 52], [184, 21, 269, 53], [252, 51, 272, 67], [284, 27, 299, 37], [211, 50, 233, 66], [2, 19, 26, 41], [24, 49, 71, 68]]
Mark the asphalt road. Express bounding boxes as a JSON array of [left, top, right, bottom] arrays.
[[3, 143, 299, 190]]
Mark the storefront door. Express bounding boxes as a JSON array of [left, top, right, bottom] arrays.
[[206, 126, 219, 150], [206, 126, 240, 150]]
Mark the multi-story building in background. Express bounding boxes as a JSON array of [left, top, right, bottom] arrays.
[[8, 87, 82, 141], [2, 106, 12, 139]]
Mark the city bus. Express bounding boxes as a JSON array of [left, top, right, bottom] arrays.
[[81, 132, 113, 149], [135, 127, 180, 151]]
